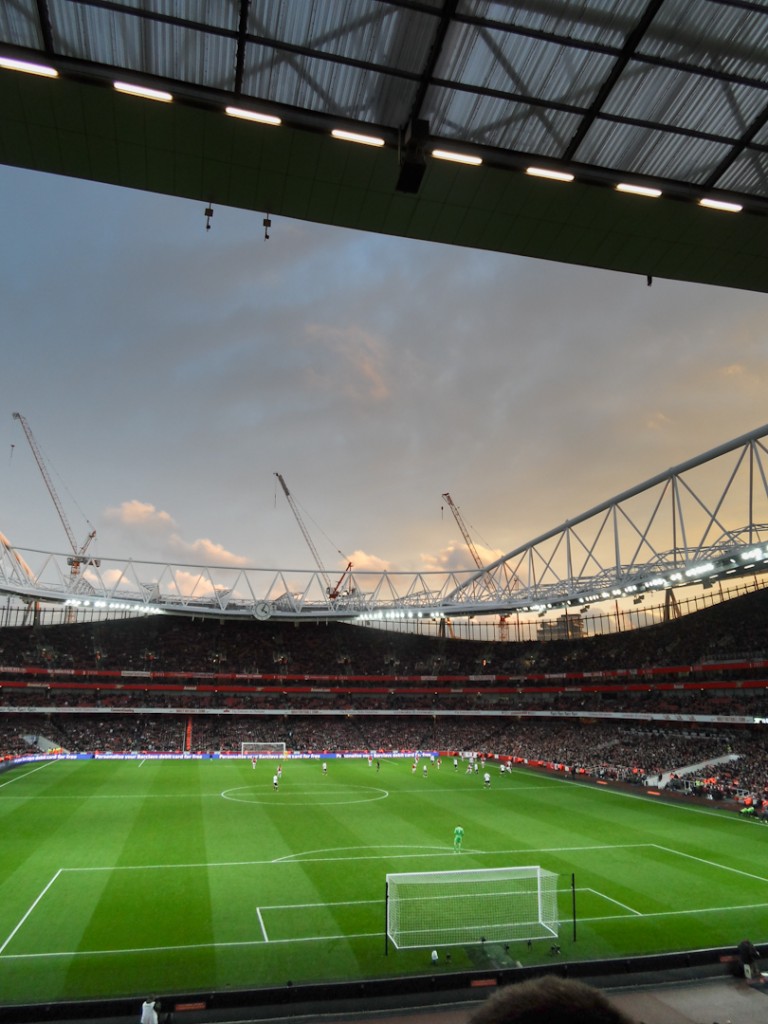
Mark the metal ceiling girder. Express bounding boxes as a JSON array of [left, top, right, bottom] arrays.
[[2, 431, 768, 621], [446, 421, 768, 608], [6, 3, 768, 296]]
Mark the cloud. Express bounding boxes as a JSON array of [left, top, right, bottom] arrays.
[[7, 168, 768, 578], [646, 411, 673, 431], [104, 500, 248, 567], [167, 536, 249, 566], [305, 324, 390, 402], [420, 541, 505, 573], [105, 500, 176, 534], [345, 549, 391, 572], [165, 569, 230, 598]]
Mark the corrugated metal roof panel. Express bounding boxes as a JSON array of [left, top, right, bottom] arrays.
[[577, 120, 732, 181], [604, 63, 765, 139], [250, 0, 436, 74], [242, 44, 416, 125], [49, 0, 237, 89], [1, 0, 766, 202], [427, 86, 582, 156], [717, 151, 768, 196], [640, 0, 768, 81], [459, 0, 651, 48], [103, 0, 238, 31], [0, 0, 42, 50], [436, 20, 614, 106]]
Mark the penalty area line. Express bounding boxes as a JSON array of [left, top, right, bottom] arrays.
[[0, 932, 380, 960], [583, 887, 642, 916], [652, 844, 768, 885], [0, 870, 62, 956], [579, 899, 768, 925]]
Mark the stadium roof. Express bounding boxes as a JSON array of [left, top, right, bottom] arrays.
[[2, 1, 768, 292]]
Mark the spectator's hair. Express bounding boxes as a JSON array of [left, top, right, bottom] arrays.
[[467, 976, 634, 1024]]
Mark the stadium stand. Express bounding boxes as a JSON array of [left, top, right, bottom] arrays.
[[1, 587, 767, 806]]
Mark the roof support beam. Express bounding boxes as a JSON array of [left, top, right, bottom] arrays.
[[403, 0, 458, 126], [34, 0, 55, 57], [234, 0, 250, 95], [564, 0, 666, 162]]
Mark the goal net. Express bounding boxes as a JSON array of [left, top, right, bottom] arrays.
[[241, 742, 287, 758], [386, 866, 559, 949]]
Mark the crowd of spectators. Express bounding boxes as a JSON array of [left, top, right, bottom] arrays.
[[1, 583, 768, 677], [1, 587, 767, 802], [2, 683, 768, 717]]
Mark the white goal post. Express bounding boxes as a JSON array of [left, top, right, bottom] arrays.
[[240, 742, 287, 758], [385, 865, 559, 949]]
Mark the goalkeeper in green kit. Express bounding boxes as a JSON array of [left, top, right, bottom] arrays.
[[453, 824, 464, 852]]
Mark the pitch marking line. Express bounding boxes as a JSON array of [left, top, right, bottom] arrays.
[[220, 784, 389, 807], [261, 899, 380, 910], [0, 759, 58, 790], [6, 897, 768, 962], [0, 932, 380, 960], [252, 897, 380, 943], [651, 843, 768, 885], [35, 842, 656, 873], [580, 900, 768, 925], [583, 887, 642, 916], [0, 871, 62, 955], [273, 844, 461, 863], [3, 842, 735, 959]]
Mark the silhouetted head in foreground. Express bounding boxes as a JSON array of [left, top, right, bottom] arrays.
[[467, 976, 635, 1024]]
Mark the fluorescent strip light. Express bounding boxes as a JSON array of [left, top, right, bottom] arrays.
[[331, 129, 385, 147], [0, 56, 58, 78], [225, 106, 281, 126], [525, 166, 574, 182], [114, 81, 173, 103], [432, 149, 482, 166], [616, 182, 662, 198], [698, 197, 742, 213]]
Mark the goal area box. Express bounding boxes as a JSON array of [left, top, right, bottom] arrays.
[[241, 742, 286, 758], [385, 865, 559, 949]]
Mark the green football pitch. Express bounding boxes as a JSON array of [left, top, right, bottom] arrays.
[[1, 756, 766, 1007]]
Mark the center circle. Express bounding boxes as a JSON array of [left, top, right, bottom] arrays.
[[220, 783, 389, 806]]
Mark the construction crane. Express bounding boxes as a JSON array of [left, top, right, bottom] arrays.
[[442, 491, 517, 641], [274, 472, 352, 600], [12, 412, 99, 579], [441, 492, 486, 572]]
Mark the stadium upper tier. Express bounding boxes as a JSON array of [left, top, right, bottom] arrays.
[[2, 2, 768, 291], [2, 423, 768, 621]]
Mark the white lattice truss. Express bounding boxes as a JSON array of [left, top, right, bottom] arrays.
[[3, 425, 768, 621]]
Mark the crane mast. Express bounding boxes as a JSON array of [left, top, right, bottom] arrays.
[[274, 473, 352, 600], [441, 492, 485, 571], [13, 411, 98, 577], [442, 491, 518, 641]]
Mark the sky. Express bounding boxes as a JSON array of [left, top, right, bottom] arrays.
[[3, 162, 768, 583]]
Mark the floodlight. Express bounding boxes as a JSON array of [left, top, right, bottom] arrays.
[[0, 56, 58, 77], [616, 182, 662, 198], [432, 149, 482, 166], [698, 197, 742, 213], [225, 106, 281, 126], [114, 81, 173, 102], [331, 129, 385, 147], [526, 166, 574, 182]]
